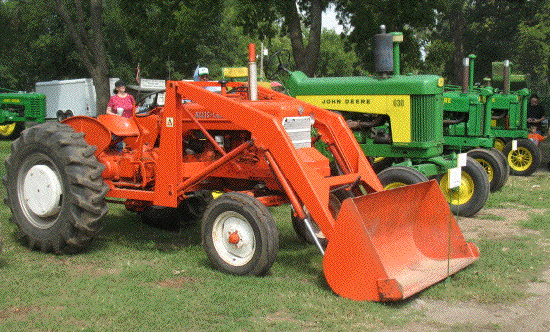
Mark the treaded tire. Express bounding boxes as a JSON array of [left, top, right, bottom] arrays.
[[201, 192, 279, 276], [439, 157, 489, 217], [3, 122, 109, 254], [503, 138, 541, 176], [467, 148, 507, 192], [377, 166, 429, 189], [490, 147, 510, 190], [0, 122, 24, 140]]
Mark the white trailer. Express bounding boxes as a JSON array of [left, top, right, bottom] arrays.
[[35, 78, 118, 120]]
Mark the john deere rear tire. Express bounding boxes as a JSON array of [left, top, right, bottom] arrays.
[[467, 148, 507, 192], [438, 157, 489, 217], [503, 138, 541, 176], [377, 166, 429, 190], [202, 192, 279, 276], [3, 122, 109, 253], [0, 122, 24, 140], [490, 147, 510, 189]]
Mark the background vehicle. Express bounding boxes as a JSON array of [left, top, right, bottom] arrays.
[[0, 88, 45, 139]]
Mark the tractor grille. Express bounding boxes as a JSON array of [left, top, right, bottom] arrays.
[[410, 94, 443, 143], [282, 116, 312, 149], [27, 97, 44, 118]]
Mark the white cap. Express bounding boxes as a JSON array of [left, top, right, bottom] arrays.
[[198, 67, 209, 76]]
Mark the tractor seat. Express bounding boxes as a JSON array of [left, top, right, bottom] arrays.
[[97, 114, 140, 137]]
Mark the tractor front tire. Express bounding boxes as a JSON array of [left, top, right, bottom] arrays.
[[201, 192, 279, 276], [503, 139, 541, 176], [467, 148, 508, 192], [3, 122, 109, 253], [439, 157, 489, 217], [377, 166, 429, 189]]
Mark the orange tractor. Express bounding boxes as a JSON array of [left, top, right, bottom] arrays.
[[4, 45, 479, 301]]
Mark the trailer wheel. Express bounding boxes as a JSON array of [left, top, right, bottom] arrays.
[[202, 192, 279, 276], [467, 148, 508, 192], [0, 122, 24, 140], [439, 157, 489, 217], [3, 122, 109, 253], [503, 139, 541, 176], [377, 166, 429, 189]]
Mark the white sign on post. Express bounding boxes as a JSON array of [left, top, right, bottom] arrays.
[[448, 167, 462, 189], [457, 153, 468, 167], [512, 139, 518, 151]]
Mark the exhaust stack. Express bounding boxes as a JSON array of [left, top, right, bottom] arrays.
[[462, 57, 470, 93], [503, 60, 510, 94], [248, 43, 258, 101]]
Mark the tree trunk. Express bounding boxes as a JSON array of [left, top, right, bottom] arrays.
[[284, 0, 323, 76], [449, 2, 465, 84], [54, 0, 110, 115]]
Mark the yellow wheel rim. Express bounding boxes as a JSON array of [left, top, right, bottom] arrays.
[[439, 171, 475, 205], [475, 158, 494, 182], [508, 147, 533, 172], [384, 182, 407, 190], [493, 139, 505, 151], [0, 122, 16, 137]]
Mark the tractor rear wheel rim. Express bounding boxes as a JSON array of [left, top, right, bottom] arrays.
[[440, 172, 475, 205], [475, 158, 494, 182], [212, 211, 255, 267], [0, 123, 16, 136], [17, 153, 63, 229], [508, 147, 533, 172]]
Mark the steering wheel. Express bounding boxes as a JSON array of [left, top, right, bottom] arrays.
[[264, 49, 292, 81], [135, 89, 165, 117]]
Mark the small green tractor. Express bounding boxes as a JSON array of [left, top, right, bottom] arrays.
[[283, 27, 489, 217], [0, 88, 46, 139], [442, 55, 510, 192]]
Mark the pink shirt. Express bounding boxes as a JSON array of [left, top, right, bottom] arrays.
[[108, 94, 136, 118]]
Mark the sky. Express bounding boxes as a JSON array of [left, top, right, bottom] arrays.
[[322, 5, 345, 34]]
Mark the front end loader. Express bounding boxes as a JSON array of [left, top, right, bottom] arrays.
[[4, 44, 479, 302], [284, 28, 490, 217]]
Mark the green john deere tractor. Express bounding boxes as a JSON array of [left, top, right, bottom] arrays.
[[0, 88, 46, 139], [487, 61, 540, 176], [283, 27, 489, 217], [443, 54, 510, 192]]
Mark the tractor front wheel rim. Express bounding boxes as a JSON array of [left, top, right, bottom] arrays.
[[212, 211, 256, 267], [508, 147, 533, 172]]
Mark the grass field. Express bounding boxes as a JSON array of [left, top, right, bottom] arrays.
[[1, 139, 550, 331]]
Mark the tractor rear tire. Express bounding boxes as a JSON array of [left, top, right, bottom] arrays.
[[377, 166, 429, 189], [467, 148, 508, 192], [503, 139, 541, 176], [0, 122, 24, 140], [3, 122, 109, 253], [438, 157, 489, 217], [490, 147, 510, 189], [201, 192, 279, 276]]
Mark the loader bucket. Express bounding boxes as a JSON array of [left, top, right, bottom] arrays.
[[323, 180, 479, 301]]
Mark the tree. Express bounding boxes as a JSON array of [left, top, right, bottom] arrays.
[[232, 0, 331, 76], [54, 0, 110, 114]]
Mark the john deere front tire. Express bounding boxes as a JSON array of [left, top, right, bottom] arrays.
[[467, 148, 508, 192], [439, 157, 489, 217], [377, 166, 429, 189], [503, 139, 541, 176], [3, 122, 108, 253], [202, 192, 279, 276], [0, 122, 24, 140]]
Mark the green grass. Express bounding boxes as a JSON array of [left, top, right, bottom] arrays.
[[1, 140, 550, 331]]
